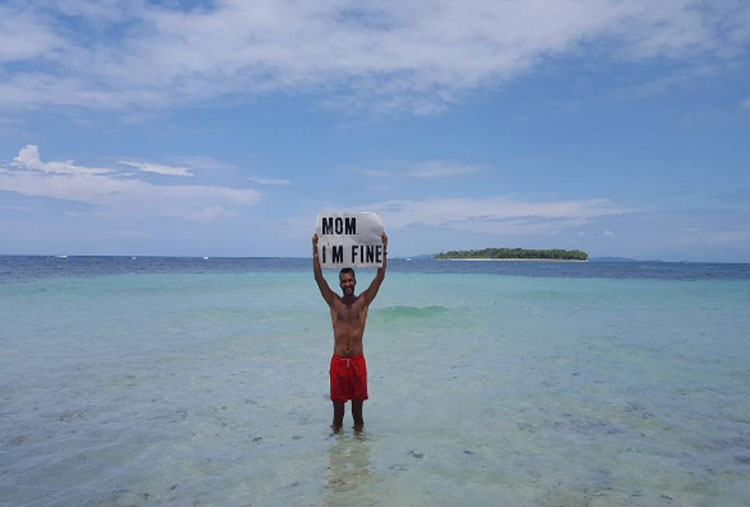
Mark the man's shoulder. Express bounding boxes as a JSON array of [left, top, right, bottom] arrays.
[[353, 294, 369, 307]]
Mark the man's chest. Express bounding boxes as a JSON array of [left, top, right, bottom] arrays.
[[333, 302, 366, 325]]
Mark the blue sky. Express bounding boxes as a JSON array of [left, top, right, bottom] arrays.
[[1, 0, 749, 261]]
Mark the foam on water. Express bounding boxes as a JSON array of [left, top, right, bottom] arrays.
[[1, 268, 750, 506]]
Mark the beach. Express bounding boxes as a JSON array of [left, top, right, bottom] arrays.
[[1, 257, 749, 506]]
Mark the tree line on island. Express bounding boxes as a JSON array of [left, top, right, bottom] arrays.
[[434, 247, 588, 261]]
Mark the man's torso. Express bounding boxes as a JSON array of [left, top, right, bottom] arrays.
[[330, 295, 369, 356]]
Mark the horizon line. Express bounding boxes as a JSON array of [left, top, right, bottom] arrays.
[[1, 254, 749, 264]]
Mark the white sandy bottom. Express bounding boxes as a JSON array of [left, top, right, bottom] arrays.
[[1, 272, 749, 506]]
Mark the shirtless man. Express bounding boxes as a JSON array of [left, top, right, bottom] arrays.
[[312, 231, 387, 433]]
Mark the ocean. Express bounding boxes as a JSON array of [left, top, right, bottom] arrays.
[[1, 256, 749, 506]]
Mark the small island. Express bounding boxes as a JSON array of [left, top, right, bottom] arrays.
[[434, 247, 588, 261]]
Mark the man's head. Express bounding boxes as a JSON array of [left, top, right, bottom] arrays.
[[339, 267, 356, 296]]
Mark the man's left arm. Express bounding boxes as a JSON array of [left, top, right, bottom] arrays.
[[362, 232, 388, 305]]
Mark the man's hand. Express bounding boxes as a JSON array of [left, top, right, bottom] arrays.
[[381, 232, 388, 252], [313, 232, 318, 257], [312, 232, 335, 305]]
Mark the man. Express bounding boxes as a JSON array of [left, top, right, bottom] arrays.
[[312, 231, 388, 433]]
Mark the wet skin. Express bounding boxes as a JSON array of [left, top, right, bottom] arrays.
[[313, 231, 387, 433]]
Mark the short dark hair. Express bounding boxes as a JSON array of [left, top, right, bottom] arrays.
[[339, 267, 355, 279]]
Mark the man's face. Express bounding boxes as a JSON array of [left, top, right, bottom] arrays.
[[339, 272, 355, 296]]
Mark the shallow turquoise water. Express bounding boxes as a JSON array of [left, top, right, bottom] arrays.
[[1, 269, 750, 506]]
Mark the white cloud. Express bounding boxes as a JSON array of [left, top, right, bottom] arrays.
[[605, 229, 615, 237], [354, 197, 630, 235], [1, 145, 260, 221], [248, 176, 291, 186], [0, 6, 64, 63], [1, 1, 747, 113], [118, 161, 194, 177], [12, 145, 111, 175]]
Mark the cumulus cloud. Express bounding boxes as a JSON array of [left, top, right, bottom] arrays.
[[13, 144, 111, 175], [355, 197, 630, 235], [0, 1, 747, 113], [1, 145, 260, 220]]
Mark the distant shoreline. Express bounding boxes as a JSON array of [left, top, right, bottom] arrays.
[[434, 247, 588, 262], [440, 258, 588, 262]]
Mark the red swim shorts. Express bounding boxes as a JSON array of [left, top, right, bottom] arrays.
[[329, 355, 368, 402]]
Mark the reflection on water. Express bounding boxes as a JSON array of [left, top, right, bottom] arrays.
[[325, 433, 374, 506]]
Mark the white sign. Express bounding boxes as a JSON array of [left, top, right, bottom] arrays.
[[316, 211, 384, 268]]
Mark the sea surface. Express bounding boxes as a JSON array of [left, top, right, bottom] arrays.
[[1, 256, 749, 506]]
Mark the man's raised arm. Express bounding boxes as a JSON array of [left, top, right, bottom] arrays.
[[312, 233, 336, 306], [362, 232, 388, 305]]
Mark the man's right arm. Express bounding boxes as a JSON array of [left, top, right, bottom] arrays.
[[312, 233, 335, 306]]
